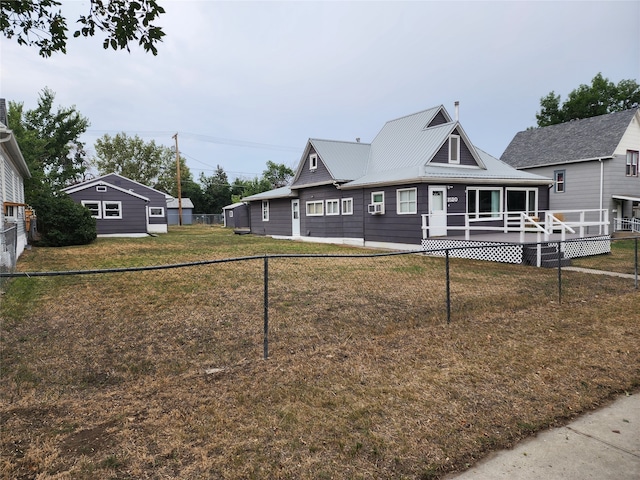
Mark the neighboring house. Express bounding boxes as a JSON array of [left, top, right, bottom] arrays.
[[242, 104, 552, 250], [167, 197, 194, 225], [62, 173, 170, 236], [222, 202, 250, 230], [1, 98, 31, 265], [501, 108, 640, 232]]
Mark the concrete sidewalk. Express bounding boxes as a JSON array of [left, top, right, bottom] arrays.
[[444, 392, 640, 479]]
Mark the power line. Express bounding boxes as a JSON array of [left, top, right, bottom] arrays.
[[84, 129, 300, 152]]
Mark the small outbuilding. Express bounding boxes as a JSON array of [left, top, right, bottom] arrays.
[[167, 198, 194, 225], [222, 202, 250, 232]]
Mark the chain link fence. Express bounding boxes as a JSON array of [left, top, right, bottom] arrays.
[[2, 236, 637, 369]]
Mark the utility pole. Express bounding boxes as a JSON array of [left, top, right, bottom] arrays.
[[172, 133, 183, 226]]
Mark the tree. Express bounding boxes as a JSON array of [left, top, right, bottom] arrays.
[[93, 132, 174, 186], [262, 160, 294, 189], [8, 89, 96, 246], [536, 73, 640, 127], [0, 0, 165, 57], [199, 166, 231, 214], [30, 192, 97, 247], [8, 88, 90, 200]]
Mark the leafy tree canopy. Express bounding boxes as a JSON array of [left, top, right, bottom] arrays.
[[93, 132, 176, 186], [536, 73, 640, 127], [8, 87, 90, 201], [262, 160, 294, 189], [0, 0, 165, 57], [199, 166, 231, 214]]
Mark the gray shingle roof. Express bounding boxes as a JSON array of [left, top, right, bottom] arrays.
[[501, 108, 639, 168]]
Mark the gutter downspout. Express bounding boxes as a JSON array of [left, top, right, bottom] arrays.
[[599, 158, 604, 235]]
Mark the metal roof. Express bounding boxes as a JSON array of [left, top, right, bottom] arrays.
[[309, 138, 370, 180], [344, 148, 550, 188], [167, 198, 194, 209], [241, 185, 296, 201], [244, 105, 551, 199], [501, 108, 639, 168]]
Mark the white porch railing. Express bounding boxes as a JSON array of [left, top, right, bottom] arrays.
[[614, 217, 640, 233], [421, 209, 609, 241]]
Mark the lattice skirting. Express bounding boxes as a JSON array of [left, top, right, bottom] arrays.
[[421, 239, 524, 264], [562, 235, 611, 258]]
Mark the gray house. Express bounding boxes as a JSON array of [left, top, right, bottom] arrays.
[[63, 173, 170, 236], [501, 108, 640, 232], [242, 104, 552, 250], [1, 99, 31, 264], [167, 198, 194, 225]]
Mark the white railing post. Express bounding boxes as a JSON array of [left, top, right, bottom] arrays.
[[465, 214, 470, 241], [579, 211, 585, 237]]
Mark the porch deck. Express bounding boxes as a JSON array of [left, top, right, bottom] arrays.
[[420, 209, 612, 267], [421, 232, 611, 267]]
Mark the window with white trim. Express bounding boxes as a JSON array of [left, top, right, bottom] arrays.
[[467, 188, 502, 219], [326, 199, 339, 215], [103, 201, 122, 219], [149, 207, 164, 217], [371, 191, 384, 205], [96, 185, 107, 192], [449, 135, 460, 164], [506, 188, 537, 215], [4, 205, 16, 220], [229, 211, 234, 218], [306, 200, 324, 216], [262, 200, 269, 221], [626, 150, 638, 177], [309, 153, 318, 171], [341, 198, 353, 215], [81, 200, 102, 218], [554, 170, 565, 193], [397, 188, 417, 214]]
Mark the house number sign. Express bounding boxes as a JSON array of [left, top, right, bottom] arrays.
[[447, 196, 459, 203]]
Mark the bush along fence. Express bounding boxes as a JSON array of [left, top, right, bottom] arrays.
[[1, 236, 637, 361]]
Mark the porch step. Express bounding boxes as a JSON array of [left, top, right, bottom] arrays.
[[522, 244, 571, 268]]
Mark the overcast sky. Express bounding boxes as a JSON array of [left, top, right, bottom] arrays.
[[1, 0, 638, 183]]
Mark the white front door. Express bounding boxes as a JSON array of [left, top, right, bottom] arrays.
[[428, 187, 447, 237], [291, 199, 300, 236]]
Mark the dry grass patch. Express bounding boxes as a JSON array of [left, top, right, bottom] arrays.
[[1, 227, 638, 479]]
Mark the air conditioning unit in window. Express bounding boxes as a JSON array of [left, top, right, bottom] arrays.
[[368, 203, 384, 215]]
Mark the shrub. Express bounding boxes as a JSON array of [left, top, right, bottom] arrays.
[[31, 193, 96, 247]]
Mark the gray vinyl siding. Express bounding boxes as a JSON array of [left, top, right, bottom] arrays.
[[363, 184, 428, 245], [225, 204, 250, 229], [430, 128, 478, 166], [524, 161, 610, 215], [101, 174, 168, 225], [249, 198, 291, 236], [298, 185, 363, 239], [293, 148, 334, 187], [68, 188, 148, 235], [428, 111, 449, 127]]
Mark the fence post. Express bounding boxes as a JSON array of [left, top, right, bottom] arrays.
[[263, 255, 269, 360], [445, 249, 451, 324], [635, 238, 638, 290], [557, 241, 562, 304]]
